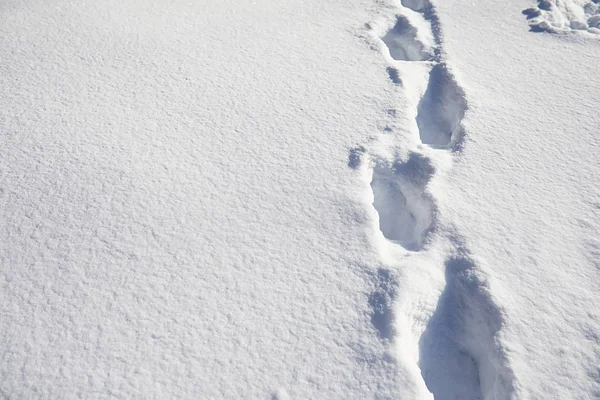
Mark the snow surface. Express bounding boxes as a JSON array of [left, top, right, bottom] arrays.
[[435, 0, 600, 397], [1, 0, 599, 399], [523, 0, 600, 35]]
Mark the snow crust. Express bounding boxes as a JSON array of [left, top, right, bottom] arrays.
[[1, 0, 599, 398]]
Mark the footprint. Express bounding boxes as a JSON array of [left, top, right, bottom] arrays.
[[358, 1, 517, 396], [400, 0, 443, 50], [416, 63, 467, 148], [370, 153, 435, 251], [382, 15, 433, 61], [419, 255, 515, 400]]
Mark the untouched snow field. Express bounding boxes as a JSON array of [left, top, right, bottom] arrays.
[[1, 0, 599, 398]]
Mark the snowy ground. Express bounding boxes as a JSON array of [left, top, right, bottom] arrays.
[[1, 0, 599, 399]]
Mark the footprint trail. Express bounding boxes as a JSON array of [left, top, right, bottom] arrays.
[[370, 153, 435, 251], [355, 0, 516, 398]]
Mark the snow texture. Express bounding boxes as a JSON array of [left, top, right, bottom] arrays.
[[1, 0, 600, 398], [435, 0, 600, 397], [361, 1, 515, 398], [523, 0, 600, 35], [0, 0, 402, 397]]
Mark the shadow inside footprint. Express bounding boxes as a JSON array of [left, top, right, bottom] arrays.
[[416, 64, 467, 148], [419, 256, 514, 400], [382, 15, 432, 62], [401, 0, 431, 12], [370, 153, 435, 251], [522, 7, 542, 19]]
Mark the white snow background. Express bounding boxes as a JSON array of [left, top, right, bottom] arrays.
[[1, 0, 599, 399]]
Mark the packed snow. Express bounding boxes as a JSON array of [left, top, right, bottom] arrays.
[[1, 0, 599, 399]]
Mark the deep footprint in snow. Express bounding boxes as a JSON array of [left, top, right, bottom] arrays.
[[401, 0, 431, 12], [370, 153, 435, 251], [416, 63, 467, 148], [382, 15, 433, 61], [400, 0, 443, 52], [419, 256, 515, 400]]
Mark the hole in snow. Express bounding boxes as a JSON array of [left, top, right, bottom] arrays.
[[382, 15, 433, 61], [523, 0, 600, 34], [369, 268, 399, 340], [387, 66, 402, 85], [370, 153, 435, 251], [416, 63, 467, 148], [419, 256, 516, 400]]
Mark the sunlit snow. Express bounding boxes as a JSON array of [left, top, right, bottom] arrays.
[[1, 0, 599, 398]]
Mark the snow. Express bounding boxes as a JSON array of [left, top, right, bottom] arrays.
[[523, 0, 600, 35], [1, 0, 599, 399], [434, 0, 600, 396], [0, 0, 402, 397]]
